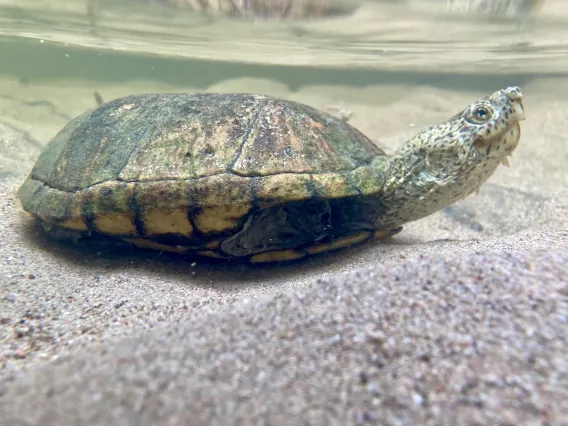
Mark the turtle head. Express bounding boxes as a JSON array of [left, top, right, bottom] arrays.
[[451, 86, 524, 167], [380, 87, 525, 228]]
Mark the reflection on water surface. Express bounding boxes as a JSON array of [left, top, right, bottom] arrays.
[[0, 0, 566, 71]]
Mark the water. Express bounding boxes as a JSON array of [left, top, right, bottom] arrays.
[[3, 1, 568, 71], [0, 0, 567, 177]]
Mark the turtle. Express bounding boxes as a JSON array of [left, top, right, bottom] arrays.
[[17, 87, 525, 263]]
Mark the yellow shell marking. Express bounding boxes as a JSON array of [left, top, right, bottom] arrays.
[[127, 239, 191, 253], [60, 216, 89, 231], [196, 250, 226, 259], [373, 228, 403, 240], [142, 208, 193, 237], [251, 249, 306, 263], [205, 240, 221, 249], [305, 231, 371, 255], [192, 204, 250, 233], [94, 213, 137, 235], [373, 229, 392, 240]]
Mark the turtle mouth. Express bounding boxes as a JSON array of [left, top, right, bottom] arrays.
[[499, 121, 521, 166], [510, 99, 526, 122], [495, 90, 524, 165], [489, 86, 526, 122], [502, 121, 522, 153], [473, 121, 521, 167]]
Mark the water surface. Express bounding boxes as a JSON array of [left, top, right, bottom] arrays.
[[0, 0, 566, 176]]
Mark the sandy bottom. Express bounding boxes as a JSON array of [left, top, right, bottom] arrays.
[[0, 74, 567, 424]]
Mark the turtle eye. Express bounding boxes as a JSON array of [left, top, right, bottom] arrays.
[[468, 105, 493, 124]]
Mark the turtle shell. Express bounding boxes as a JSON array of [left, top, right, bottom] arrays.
[[18, 93, 397, 262]]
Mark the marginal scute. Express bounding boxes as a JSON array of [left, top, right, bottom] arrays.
[[256, 174, 313, 202], [304, 242, 332, 256], [94, 212, 137, 235], [305, 231, 371, 255], [348, 157, 388, 195], [85, 181, 135, 217], [373, 226, 403, 240], [135, 180, 192, 211], [205, 240, 221, 249], [192, 204, 251, 234], [59, 216, 89, 231], [196, 250, 226, 259], [328, 231, 371, 250], [17, 179, 42, 216], [191, 174, 253, 207], [373, 229, 392, 240], [62, 199, 90, 230], [128, 239, 191, 253], [142, 208, 193, 237], [18, 179, 76, 225], [310, 172, 358, 199], [250, 249, 306, 263]]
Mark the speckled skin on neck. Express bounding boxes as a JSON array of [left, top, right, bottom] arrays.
[[377, 86, 525, 229]]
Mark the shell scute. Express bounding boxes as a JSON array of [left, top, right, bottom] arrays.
[[142, 208, 194, 238], [36, 95, 169, 191], [84, 181, 136, 218], [310, 172, 358, 199], [82, 181, 137, 235], [119, 94, 259, 181], [232, 98, 381, 176], [255, 174, 313, 202], [134, 180, 192, 212], [191, 204, 251, 234], [190, 173, 253, 208], [347, 157, 389, 195], [93, 212, 137, 236]]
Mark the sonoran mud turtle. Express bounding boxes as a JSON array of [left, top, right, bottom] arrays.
[[18, 87, 525, 263]]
